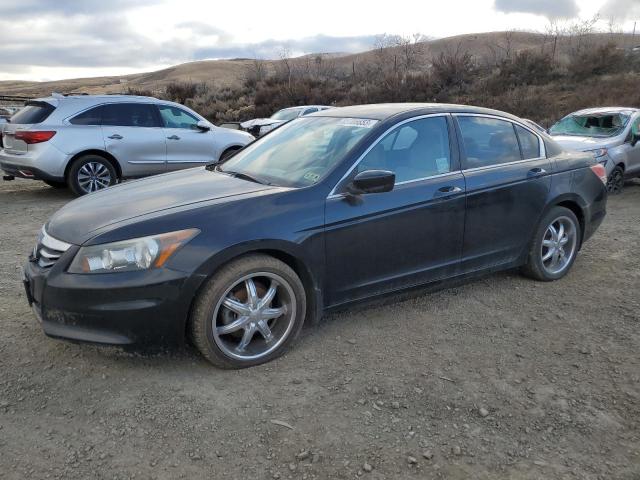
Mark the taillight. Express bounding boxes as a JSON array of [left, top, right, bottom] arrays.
[[14, 130, 56, 144], [590, 163, 607, 186]]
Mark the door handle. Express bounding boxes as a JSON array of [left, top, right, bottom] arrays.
[[527, 167, 547, 177], [434, 185, 463, 198], [167, 135, 180, 140], [107, 134, 123, 140]]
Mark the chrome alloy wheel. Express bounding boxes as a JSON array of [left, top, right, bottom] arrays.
[[540, 216, 578, 275], [77, 162, 112, 193], [212, 272, 296, 361]]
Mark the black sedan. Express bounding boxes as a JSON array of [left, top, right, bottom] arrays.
[[23, 103, 608, 368]]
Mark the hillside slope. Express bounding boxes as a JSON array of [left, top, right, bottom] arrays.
[[0, 31, 634, 98]]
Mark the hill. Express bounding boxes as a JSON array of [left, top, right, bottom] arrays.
[[1, 31, 635, 98]]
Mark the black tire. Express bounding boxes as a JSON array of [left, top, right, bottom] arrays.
[[606, 165, 624, 195], [43, 180, 67, 189], [219, 147, 241, 161], [189, 254, 306, 369], [521, 206, 581, 282], [67, 154, 118, 196]]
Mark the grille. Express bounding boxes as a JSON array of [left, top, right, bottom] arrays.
[[34, 228, 72, 268]]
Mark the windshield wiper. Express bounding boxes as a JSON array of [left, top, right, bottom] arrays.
[[221, 169, 271, 185]]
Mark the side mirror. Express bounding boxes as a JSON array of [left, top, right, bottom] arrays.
[[196, 120, 211, 132], [348, 170, 395, 195]]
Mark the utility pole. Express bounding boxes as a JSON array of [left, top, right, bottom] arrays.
[[632, 21, 637, 49]]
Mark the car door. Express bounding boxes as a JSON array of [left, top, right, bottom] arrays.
[[101, 103, 167, 177], [622, 115, 640, 177], [324, 114, 466, 306], [158, 104, 216, 171], [454, 114, 552, 271]]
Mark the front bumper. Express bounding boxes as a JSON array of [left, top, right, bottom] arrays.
[[22, 254, 204, 347]]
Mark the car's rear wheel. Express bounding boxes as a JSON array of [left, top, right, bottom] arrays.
[[606, 165, 624, 194], [67, 155, 118, 196], [521, 206, 581, 281], [189, 254, 306, 368]]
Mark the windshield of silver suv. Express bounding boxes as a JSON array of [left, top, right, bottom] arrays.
[[218, 116, 377, 187], [549, 112, 630, 138]]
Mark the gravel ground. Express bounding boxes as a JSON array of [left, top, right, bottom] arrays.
[[1, 178, 639, 480]]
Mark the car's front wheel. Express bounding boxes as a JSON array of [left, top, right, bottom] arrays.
[[67, 155, 118, 196], [522, 206, 581, 281], [189, 254, 307, 368]]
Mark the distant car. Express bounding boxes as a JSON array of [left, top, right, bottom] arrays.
[[0, 108, 10, 124], [0, 94, 254, 195], [241, 105, 332, 136], [23, 103, 607, 368], [549, 107, 640, 193]]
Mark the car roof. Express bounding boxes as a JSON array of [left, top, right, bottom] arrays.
[[34, 93, 160, 104], [310, 103, 527, 122], [569, 106, 639, 116]]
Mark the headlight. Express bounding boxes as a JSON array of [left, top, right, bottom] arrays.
[[68, 229, 199, 274], [588, 148, 608, 158]]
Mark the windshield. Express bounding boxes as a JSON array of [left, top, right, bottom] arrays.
[[218, 117, 378, 187], [271, 108, 301, 121], [549, 113, 630, 138]]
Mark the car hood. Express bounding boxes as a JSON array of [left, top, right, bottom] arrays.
[[552, 135, 620, 152], [240, 118, 281, 129], [47, 168, 278, 244]]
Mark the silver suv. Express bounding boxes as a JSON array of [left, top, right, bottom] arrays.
[[549, 107, 640, 193], [0, 94, 254, 195]]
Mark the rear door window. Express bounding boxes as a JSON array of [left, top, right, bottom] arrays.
[[10, 102, 55, 124], [70, 106, 104, 125], [457, 116, 521, 168], [101, 103, 161, 127], [515, 125, 540, 159]]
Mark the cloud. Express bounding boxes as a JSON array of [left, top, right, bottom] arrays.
[[1, 0, 159, 17], [600, 0, 640, 20], [193, 34, 379, 60], [0, 12, 377, 78], [494, 0, 579, 18]]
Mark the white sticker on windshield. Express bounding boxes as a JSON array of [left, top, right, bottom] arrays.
[[337, 118, 378, 129]]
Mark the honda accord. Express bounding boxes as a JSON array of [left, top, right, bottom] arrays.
[[23, 103, 608, 368]]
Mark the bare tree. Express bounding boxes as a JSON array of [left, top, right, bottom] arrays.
[[394, 33, 427, 72], [243, 56, 268, 88]]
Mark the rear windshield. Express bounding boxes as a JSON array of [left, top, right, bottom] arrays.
[[10, 101, 56, 124], [549, 113, 630, 138]]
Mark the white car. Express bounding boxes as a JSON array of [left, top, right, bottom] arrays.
[[241, 105, 332, 136], [0, 94, 254, 195]]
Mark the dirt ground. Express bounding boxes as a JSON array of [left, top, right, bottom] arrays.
[[0, 178, 639, 480]]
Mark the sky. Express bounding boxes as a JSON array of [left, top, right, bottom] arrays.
[[0, 0, 638, 82]]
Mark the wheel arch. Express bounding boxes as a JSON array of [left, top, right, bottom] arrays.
[[218, 144, 244, 161], [546, 194, 587, 246], [64, 149, 122, 181], [184, 241, 323, 341]]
